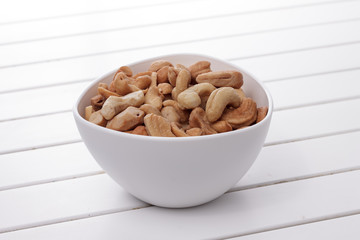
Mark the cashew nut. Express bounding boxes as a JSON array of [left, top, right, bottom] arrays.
[[256, 107, 268, 123], [139, 104, 162, 116], [148, 60, 173, 72], [119, 66, 133, 77], [163, 100, 189, 123], [196, 71, 243, 88], [113, 75, 132, 96], [98, 86, 120, 98], [158, 83, 173, 95], [84, 105, 94, 121], [189, 107, 217, 135], [206, 87, 241, 122], [145, 86, 164, 110], [133, 71, 152, 79], [170, 122, 188, 137], [161, 106, 180, 123], [186, 127, 202, 136], [172, 69, 191, 100], [89, 110, 107, 127], [150, 72, 157, 87], [211, 120, 232, 133], [175, 63, 188, 71], [235, 88, 246, 100], [91, 94, 105, 111], [133, 75, 152, 89], [101, 90, 145, 120], [126, 125, 148, 136], [167, 67, 178, 86], [177, 83, 216, 109], [188, 61, 211, 80], [106, 107, 145, 131], [144, 113, 175, 137], [157, 66, 170, 83], [221, 98, 257, 129]]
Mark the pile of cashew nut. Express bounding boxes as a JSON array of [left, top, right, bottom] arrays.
[[84, 60, 268, 137]]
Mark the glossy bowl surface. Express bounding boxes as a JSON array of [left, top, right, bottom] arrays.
[[73, 53, 273, 208]]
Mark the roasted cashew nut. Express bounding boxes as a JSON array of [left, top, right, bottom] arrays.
[[177, 83, 216, 109], [211, 120, 232, 133], [171, 69, 191, 100], [163, 100, 189, 123], [186, 127, 202, 136], [196, 71, 243, 88], [188, 61, 211, 80], [106, 106, 145, 131], [157, 66, 170, 83], [148, 60, 173, 72], [139, 104, 162, 116], [126, 125, 148, 136], [221, 98, 258, 128], [133, 75, 152, 89], [256, 107, 268, 123], [189, 107, 217, 135], [101, 90, 145, 120], [170, 122, 188, 137], [205, 87, 241, 122], [144, 86, 164, 110], [167, 67, 178, 87], [161, 106, 180, 123], [158, 83, 173, 95], [144, 113, 175, 137], [89, 110, 107, 127]]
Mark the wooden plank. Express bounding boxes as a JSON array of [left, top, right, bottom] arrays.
[[0, 0, 182, 24], [234, 214, 360, 240], [2, 1, 360, 67], [266, 98, 360, 145], [0, 112, 80, 155], [1, 169, 359, 239], [266, 69, 360, 110], [235, 131, 360, 190], [234, 42, 360, 81], [1, 97, 359, 155], [0, 174, 149, 233], [0, 0, 349, 44], [2, 66, 360, 122], [1, 20, 360, 93], [0, 82, 88, 121], [0, 142, 101, 191]]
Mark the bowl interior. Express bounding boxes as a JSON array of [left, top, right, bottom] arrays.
[[76, 53, 272, 125]]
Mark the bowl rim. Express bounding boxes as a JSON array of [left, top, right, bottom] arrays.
[[73, 53, 273, 142]]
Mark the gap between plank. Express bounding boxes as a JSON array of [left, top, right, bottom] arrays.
[[1, 17, 360, 69], [1, 169, 360, 235], [222, 211, 360, 240], [264, 66, 360, 83], [0, 171, 105, 192], [227, 39, 360, 61], [0, 1, 358, 46], [229, 166, 360, 192], [0, 0, 203, 26], [274, 95, 360, 111], [264, 128, 360, 147]]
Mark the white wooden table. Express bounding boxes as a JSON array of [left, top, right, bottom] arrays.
[[1, 0, 360, 239]]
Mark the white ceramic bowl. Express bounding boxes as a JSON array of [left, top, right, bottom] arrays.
[[73, 53, 273, 208]]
